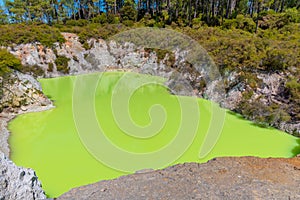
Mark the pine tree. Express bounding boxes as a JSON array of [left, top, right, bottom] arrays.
[[5, 0, 26, 23], [0, 7, 7, 24]]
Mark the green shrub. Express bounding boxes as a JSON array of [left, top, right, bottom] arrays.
[[122, 20, 134, 27], [192, 17, 205, 29], [238, 99, 291, 126], [82, 41, 91, 50], [47, 63, 54, 72], [66, 19, 88, 27], [259, 9, 299, 30], [0, 24, 65, 47], [120, 5, 137, 21], [91, 13, 108, 24], [140, 13, 156, 27], [283, 8, 300, 23], [19, 65, 44, 77], [55, 55, 70, 74], [286, 79, 300, 99], [262, 49, 288, 71], [0, 49, 22, 76], [107, 13, 119, 24], [223, 15, 256, 33]]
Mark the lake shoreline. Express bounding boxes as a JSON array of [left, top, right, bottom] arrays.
[[0, 102, 53, 200], [2, 100, 300, 199], [1, 71, 300, 199], [9, 72, 300, 198], [0, 103, 54, 157]]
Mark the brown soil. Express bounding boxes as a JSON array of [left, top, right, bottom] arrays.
[[57, 156, 300, 200]]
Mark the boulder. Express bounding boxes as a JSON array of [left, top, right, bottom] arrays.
[[0, 152, 46, 200]]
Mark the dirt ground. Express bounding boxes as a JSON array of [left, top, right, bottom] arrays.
[[57, 156, 300, 200]]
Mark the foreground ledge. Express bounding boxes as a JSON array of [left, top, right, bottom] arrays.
[[57, 156, 300, 200]]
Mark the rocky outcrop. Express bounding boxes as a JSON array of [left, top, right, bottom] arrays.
[[8, 33, 200, 96], [0, 152, 46, 200], [0, 115, 13, 156], [58, 156, 300, 200], [0, 72, 53, 114], [0, 71, 53, 155], [7, 32, 299, 134], [0, 72, 52, 200]]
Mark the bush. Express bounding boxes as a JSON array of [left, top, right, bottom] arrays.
[[91, 13, 108, 24], [283, 8, 300, 23], [238, 99, 291, 126], [223, 15, 256, 33], [47, 63, 54, 72], [0, 49, 22, 76], [0, 24, 65, 47], [120, 5, 137, 21], [286, 79, 300, 99], [140, 13, 156, 27], [55, 55, 70, 74], [122, 20, 134, 27], [259, 9, 299, 30], [82, 41, 91, 50], [192, 17, 205, 29], [107, 13, 119, 24], [75, 23, 125, 42], [19, 65, 44, 77], [66, 19, 88, 27], [262, 49, 288, 71]]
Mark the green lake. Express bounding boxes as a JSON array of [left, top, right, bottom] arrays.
[[8, 72, 300, 198]]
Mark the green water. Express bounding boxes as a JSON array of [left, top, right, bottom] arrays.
[[8, 72, 299, 198]]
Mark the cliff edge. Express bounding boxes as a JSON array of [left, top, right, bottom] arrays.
[[58, 156, 300, 200]]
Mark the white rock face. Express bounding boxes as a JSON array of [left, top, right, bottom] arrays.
[[0, 152, 46, 200]]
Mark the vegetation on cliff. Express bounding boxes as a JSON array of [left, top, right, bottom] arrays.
[[0, 49, 22, 76], [0, 24, 65, 47], [0, 0, 299, 135]]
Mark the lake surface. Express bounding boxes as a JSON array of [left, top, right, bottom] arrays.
[[8, 72, 299, 197]]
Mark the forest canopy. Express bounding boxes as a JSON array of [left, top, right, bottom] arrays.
[[0, 0, 299, 29]]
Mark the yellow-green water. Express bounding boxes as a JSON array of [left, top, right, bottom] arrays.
[[8, 72, 299, 198]]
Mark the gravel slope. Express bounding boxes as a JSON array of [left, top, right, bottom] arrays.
[[57, 156, 300, 200]]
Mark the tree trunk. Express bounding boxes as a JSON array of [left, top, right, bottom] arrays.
[[280, 0, 285, 12], [255, 1, 261, 33], [226, 0, 232, 18], [194, 0, 199, 18], [147, 0, 150, 14], [249, 0, 254, 17], [212, 0, 215, 18]]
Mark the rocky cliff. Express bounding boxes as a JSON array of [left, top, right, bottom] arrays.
[[0, 152, 46, 200], [0, 72, 52, 200]]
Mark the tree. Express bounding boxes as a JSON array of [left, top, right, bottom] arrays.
[[6, 0, 26, 23], [120, 0, 137, 21], [0, 7, 8, 24]]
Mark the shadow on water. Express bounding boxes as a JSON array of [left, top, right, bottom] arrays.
[[226, 110, 300, 157], [226, 110, 245, 120], [249, 122, 278, 130], [291, 138, 300, 156], [226, 110, 275, 129]]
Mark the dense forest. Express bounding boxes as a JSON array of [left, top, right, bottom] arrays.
[[0, 0, 299, 28], [0, 0, 299, 135]]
